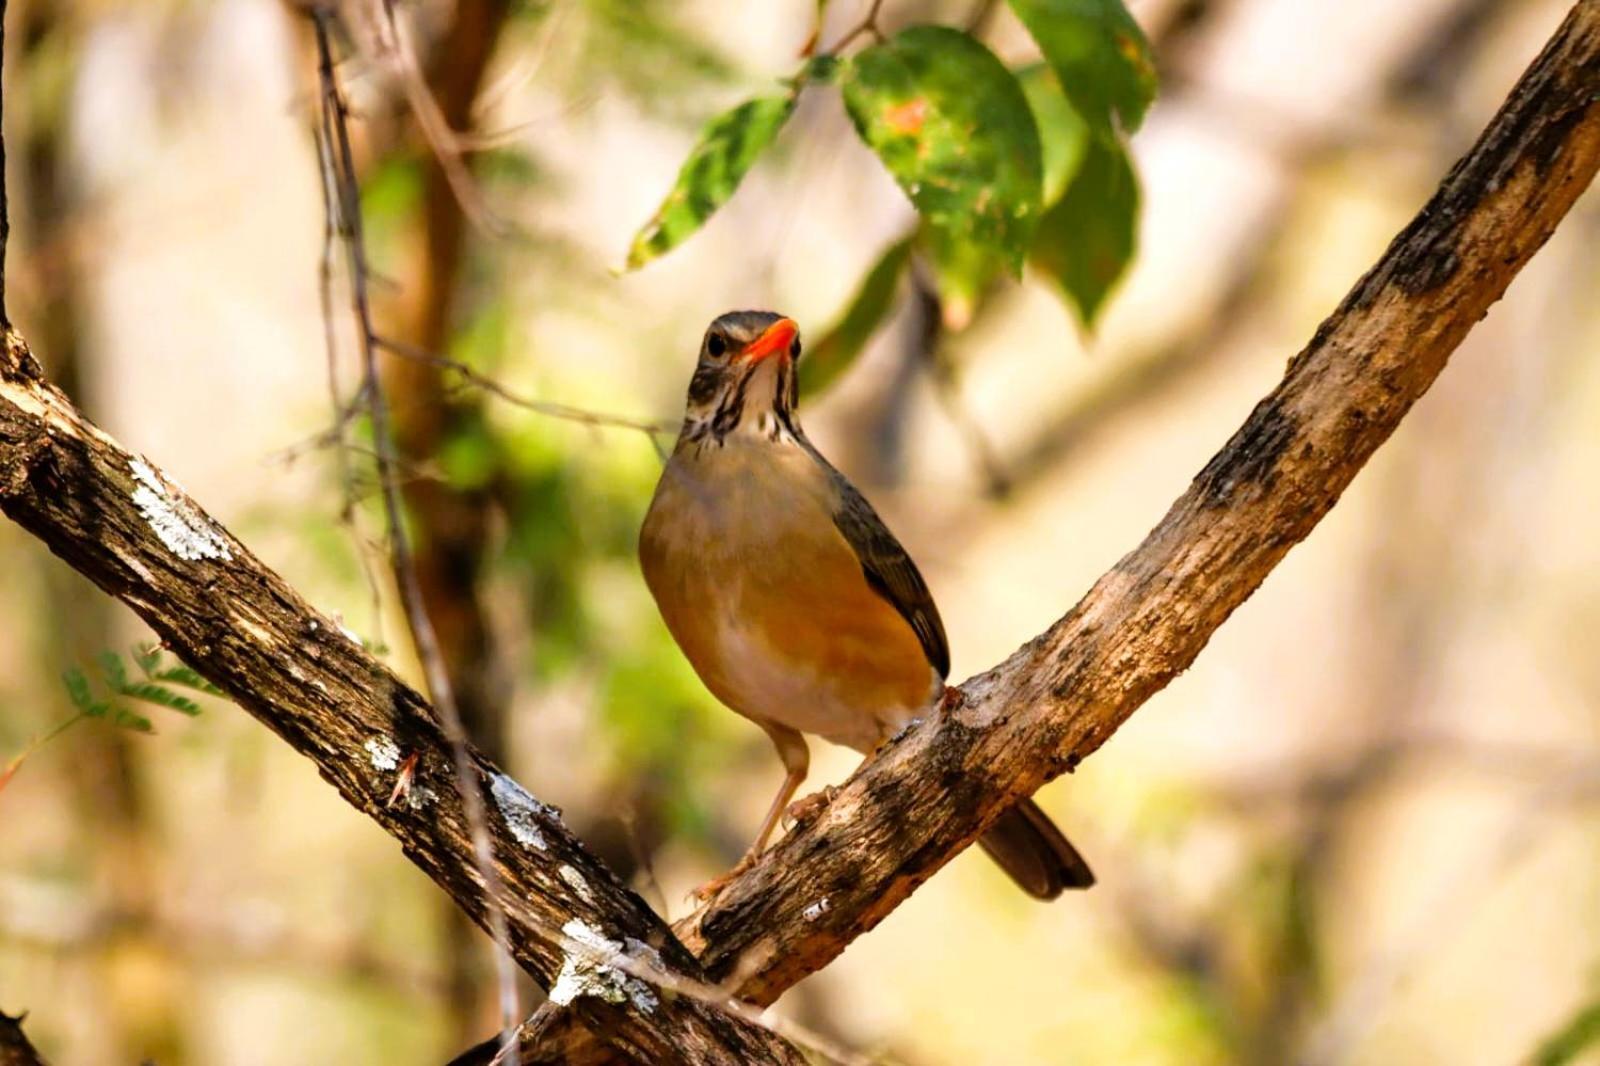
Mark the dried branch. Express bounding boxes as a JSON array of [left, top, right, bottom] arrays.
[[523, 3, 1600, 1058]]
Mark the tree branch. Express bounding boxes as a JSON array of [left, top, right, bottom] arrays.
[[523, 1, 1600, 1058], [0, 334, 801, 1064]]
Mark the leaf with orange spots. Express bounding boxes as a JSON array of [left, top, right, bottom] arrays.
[[840, 26, 1043, 274]]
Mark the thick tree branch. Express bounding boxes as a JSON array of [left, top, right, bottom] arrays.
[[525, 2, 1600, 1058], [0, 335, 801, 1064]]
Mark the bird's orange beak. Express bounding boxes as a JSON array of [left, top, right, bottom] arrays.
[[739, 318, 798, 363]]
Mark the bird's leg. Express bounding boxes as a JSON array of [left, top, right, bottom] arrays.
[[691, 723, 809, 902]]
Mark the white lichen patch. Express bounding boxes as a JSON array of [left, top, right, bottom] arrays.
[[802, 898, 831, 922], [549, 920, 658, 1013], [128, 458, 232, 562], [489, 772, 554, 850], [365, 735, 402, 771], [403, 783, 437, 810], [558, 864, 595, 903]]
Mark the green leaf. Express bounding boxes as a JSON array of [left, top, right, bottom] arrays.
[[151, 666, 223, 697], [1030, 135, 1139, 329], [921, 225, 1008, 332], [111, 708, 154, 734], [624, 91, 799, 270], [62, 668, 95, 714], [122, 682, 202, 717], [97, 650, 128, 693], [841, 26, 1043, 274], [1533, 1000, 1600, 1066], [1007, 0, 1157, 142], [801, 237, 913, 396], [1017, 64, 1090, 205]]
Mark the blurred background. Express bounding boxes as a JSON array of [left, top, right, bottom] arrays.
[[1, 0, 1597, 1063]]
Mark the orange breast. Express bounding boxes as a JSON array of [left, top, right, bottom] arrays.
[[640, 439, 938, 750]]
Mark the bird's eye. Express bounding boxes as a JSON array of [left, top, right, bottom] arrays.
[[706, 333, 727, 358]]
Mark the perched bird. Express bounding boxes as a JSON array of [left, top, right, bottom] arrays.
[[640, 310, 1094, 900]]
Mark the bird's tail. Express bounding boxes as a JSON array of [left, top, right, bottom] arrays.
[[977, 798, 1095, 900]]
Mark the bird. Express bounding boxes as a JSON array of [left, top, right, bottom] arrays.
[[639, 310, 1094, 900]]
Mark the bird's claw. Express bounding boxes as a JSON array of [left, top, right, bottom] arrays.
[[688, 852, 758, 904], [783, 785, 839, 830]]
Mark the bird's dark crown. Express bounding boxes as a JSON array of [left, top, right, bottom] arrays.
[[707, 309, 787, 342], [680, 310, 804, 446]]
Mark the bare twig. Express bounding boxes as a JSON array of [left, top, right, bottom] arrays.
[[308, 11, 523, 1058], [311, 91, 388, 639], [374, 335, 673, 437], [824, 0, 887, 53], [365, 0, 507, 236]]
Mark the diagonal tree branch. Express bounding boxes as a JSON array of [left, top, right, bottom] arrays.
[[1, 2, 1596, 1063], [521, 1, 1600, 1058], [0, 333, 801, 1064]]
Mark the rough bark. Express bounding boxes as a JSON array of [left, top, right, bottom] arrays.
[[523, 1, 1600, 1058], [0, 334, 800, 1065]]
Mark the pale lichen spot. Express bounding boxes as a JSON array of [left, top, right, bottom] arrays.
[[549, 919, 658, 1013], [490, 772, 554, 850], [365, 735, 402, 771], [559, 864, 595, 904], [802, 897, 831, 922], [403, 784, 437, 810], [128, 458, 232, 562]]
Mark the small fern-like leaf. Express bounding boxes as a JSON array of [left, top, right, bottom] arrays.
[[97, 650, 130, 692], [112, 707, 154, 733], [123, 682, 202, 717], [62, 668, 96, 713], [149, 666, 223, 697]]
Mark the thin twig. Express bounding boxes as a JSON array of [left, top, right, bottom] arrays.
[[824, 0, 887, 54], [309, 11, 522, 1061], [374, 335, 674, 437], [312, 96, 387, 641], [368, 0, 506, 236]]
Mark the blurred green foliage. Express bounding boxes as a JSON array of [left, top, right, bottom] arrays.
[[801, 236, 914, 396], [1532, 998, 1600, 1066]]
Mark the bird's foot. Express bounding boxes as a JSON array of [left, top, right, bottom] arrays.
[[938, 685, 965, 714], [783, 785, 839, 830], [688, 851, 759, 904]]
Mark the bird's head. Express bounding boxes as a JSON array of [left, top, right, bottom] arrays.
[[679, 310, 803, 444]]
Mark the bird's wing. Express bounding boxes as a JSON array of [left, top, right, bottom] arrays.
[[826, 468, 951, 679]]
